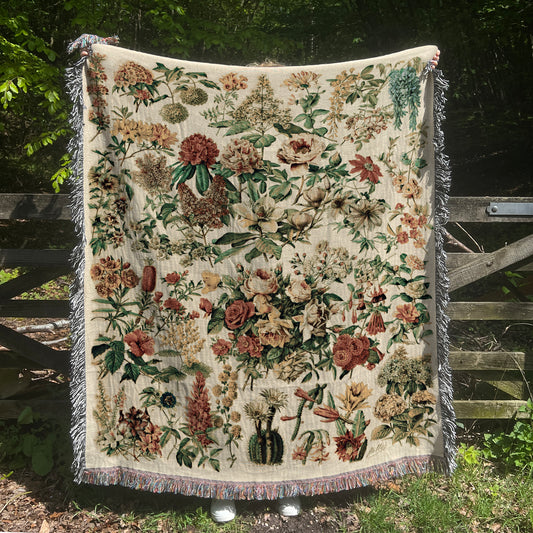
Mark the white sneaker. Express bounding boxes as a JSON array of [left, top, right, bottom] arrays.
[[210, 498, 236, 523], [278, 495, 302, 517]]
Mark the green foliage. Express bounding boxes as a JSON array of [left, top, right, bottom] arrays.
[[457, 442, 483, 466], [0, 407, 68, 477], [483, 399, 533, 474]]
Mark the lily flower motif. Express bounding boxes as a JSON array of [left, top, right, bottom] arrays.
[[233, 197, 284, 233]]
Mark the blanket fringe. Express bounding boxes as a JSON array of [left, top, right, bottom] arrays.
[[430, 66, 457, 474], [79, 455, 447, 500], [66, 56, 88, 483]]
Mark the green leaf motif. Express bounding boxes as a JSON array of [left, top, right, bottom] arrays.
[[195, 163, 210, 194], [256, 238, 282, 259], [121, 362, 141, 383], [214, 232, 254, 245], [224, 120, 251, 136]]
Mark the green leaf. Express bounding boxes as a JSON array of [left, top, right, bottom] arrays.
[[196, 163, 210, 194], [253, 134, 276, 148], [371, 424, 393, 440], [105, 343, 124, 374], [224, 120, 251, 136], [245, 247, 262, 263], [247, 180, 260, 202], [214, 245, 247, 264], [352, 411, 367, 437], [269, 181, 291, 200], [91, 343, 110, 358], [256, 238, 282, 259], [273, 122, 306, 136], [208, 308, 226, 334], [31, 444, 54, 476], [121, 362, 141, 383], [214, 232, 254, 245], [157, 349, 180, 358]]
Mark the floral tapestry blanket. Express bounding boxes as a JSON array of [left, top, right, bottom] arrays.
[[68, 43, 455, 499]]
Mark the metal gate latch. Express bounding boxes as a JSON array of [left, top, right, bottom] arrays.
[[486, 202, 533, 216]]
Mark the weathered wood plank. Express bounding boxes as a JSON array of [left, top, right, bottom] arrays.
[[448, 302, 533, 320], [0, 267, 70, 299], [448, 197, 533, 223], [0, 299, 69, 318], [0, 249, 71, 268], [449, 351, 531, 371], [453, 400, 529, 419], [0, 193, 71, 220], [448, 234, 533, 291], [446, 253, 533, 272], [0, 324, 69, 372]]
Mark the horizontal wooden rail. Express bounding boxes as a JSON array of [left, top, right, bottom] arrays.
[[0, 249, 71, 268], [449, 351, 531, 371], [0, 193, 71, 220], [447, 253, 533, 272], [448, 196, 533, 223], [453, 400, 529, 419], [448, 302, 533, 320], [0, 300, 70, 318]]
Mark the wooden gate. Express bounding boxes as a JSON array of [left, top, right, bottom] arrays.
[[0, 193, 532, 419]]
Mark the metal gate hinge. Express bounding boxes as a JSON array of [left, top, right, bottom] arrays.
[[486, 202, 533, 216]]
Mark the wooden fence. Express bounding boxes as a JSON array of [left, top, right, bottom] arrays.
[[0, 193, 532, 420]]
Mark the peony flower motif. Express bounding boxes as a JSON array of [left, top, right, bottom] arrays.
[[349, 154, 383, 184], [334, 430, 366, 462], [277, 134, 326, 176], [165, 272, 181, 284], [394, 302, 420, 324], [124, 329, 155, 358], [201, 271, 221, 294], [294, 300, 330, 342], [233, 197, 284, 233], [241, 268, 279, 299], [179, 133, 219, 167], [313, 405, 340, 422], [347, 198, 386, 231], [224, 300, 255, 330], [220, 139, 263, 175], [286, 277, 312, 303], [255, 308, 293, 348]]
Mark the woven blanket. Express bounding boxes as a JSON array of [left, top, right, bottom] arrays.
[[68, 43, 455, 499]]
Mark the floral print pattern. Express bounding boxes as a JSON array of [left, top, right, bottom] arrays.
[[83, 45, 442, 487]]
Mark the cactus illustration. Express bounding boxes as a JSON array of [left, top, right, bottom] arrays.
[[244, 388, 287, 465]]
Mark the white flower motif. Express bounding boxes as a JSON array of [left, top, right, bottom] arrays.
[[233, 197, 284, 233]]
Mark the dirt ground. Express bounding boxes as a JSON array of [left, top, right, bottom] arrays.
[[0, 467, 366, 532]]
